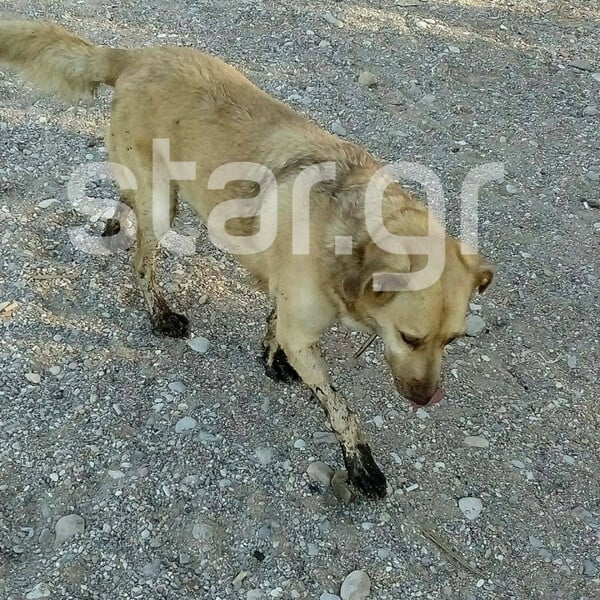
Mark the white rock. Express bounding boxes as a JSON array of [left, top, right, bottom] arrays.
[[255, 447, 273, 465], [108, 469, 125, 479], [459, 497, 482, 520], [358, 71, 378, 87], [26, 583, 51, 599], [49, 366, 61, 376], [192, 523, 213, 540], [38, 199, 58, 209], [320, 594, 341, 600], [175, 416, 198, 433], [323, 12, 343, 27], [340, 570, 371, 600], [464, 435, 489, 448], [466, 315, 486, 336], [511, 459, 525, 469], [168, 381, 186, 393], [307, 461, 334, 486], [293, 438, 306, 450], [448, 45, 460, 53], [331, 119, 347, 136], [372, 415, 384, 428], [567, 355, 577, 368], [54, 514, 85, 546], [247, 591, 265, 600], [187, 336, 210, 353], [25, 373, 41, 384], [313, 431, 337, 444]]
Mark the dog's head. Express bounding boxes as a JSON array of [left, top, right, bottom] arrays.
[[341, 207, 493, 407]]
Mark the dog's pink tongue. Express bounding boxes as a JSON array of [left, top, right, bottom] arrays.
[[428, 388, 445, 406]]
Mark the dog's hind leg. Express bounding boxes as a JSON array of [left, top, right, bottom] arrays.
[[261, 308, 299, 383], [276, 302, 387, 498], [131, 185, 189, 338]]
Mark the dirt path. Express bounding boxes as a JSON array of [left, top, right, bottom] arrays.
[[1, 2, 598, 598]]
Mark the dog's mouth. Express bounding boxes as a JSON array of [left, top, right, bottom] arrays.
[[409, 387, 445, 411]]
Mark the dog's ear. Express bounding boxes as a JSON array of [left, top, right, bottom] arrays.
[[457, 241, 494, 294], [342, 241, 410, 304]]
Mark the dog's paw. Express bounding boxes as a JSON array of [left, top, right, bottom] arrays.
[[152, 311, 190, 338], [344, 443, 387, 499], [261, 346, 299, 383]]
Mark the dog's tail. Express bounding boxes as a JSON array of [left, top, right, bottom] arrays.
[[0, 20, 132, 98]]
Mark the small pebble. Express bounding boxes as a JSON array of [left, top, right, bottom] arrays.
[[448, 45, 460, 53], [511, 459, 525, 469], [583, 105, 599, 116], [331, 119, 347, 136], [529, 535, 543, 548], [175, 416, 197, 433], [358, 71, 378, 87], [187, 336, 210, 353], [107, 469, 125, 479], [340, 570, 371, 600], [313, 431, 337, 444], [26, 584, 51, 599], [587, 171, 600, 182], [582, 559, 598, 577], [466, 315, 486, 337], [37, 198, 58, 209], [255, 447, 273, 465], [192, 523, 213, 541], [54, 514, 85, 546], [323, 12, 343, 27], [320, 594, 341, 600], [25, 373, 41, 384], [307, 461, 334, 486], [293, 438, 306, 450], [458, 497, 483, 520], [168, 381, 186, 393], [464, 435, 489, 448]]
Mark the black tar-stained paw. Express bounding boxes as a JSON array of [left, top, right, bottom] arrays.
[[261, 346, 299, 383], [344, 443, 387, 499], [152, 311, 190, 338]]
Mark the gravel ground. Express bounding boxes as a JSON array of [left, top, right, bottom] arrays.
[[1, 1, 599, 599]]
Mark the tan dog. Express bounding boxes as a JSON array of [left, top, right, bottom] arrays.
[[0, 21, 493, 498]]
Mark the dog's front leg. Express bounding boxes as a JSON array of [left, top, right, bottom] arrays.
[[276, 315, 387, 498]]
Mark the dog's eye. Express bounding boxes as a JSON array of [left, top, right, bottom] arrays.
[[400, 332, 423, 348]]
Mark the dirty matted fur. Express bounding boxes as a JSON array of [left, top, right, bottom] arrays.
[[0, 20, 493, 498]]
